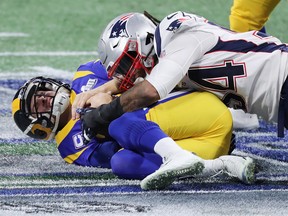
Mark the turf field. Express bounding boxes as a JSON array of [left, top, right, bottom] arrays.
[[0, 0, 288, 215]]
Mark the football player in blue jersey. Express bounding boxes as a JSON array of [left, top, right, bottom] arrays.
[[12, 60, 255, 190]]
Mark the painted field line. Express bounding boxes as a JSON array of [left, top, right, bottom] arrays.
[[0, 181, 139, 189], [0, 51, 98, 56], [0, 32, 29, 37], [0, 67, 73, 81], [1, 186, 288, 197]]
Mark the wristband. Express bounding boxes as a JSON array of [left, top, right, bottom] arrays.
[[98, 96, 124, 123]]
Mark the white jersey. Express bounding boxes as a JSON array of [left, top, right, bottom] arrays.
[[145, 11, 288, 123]]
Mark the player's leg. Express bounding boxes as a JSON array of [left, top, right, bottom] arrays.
[[109, 111, 205, 190], [174, 105, 232, 159], [150, 91, 233, 159], [111, 148, 255, 184], [229, 0, 280, 32], [111, 149, 162, 180], [148, 91, 255, 184]]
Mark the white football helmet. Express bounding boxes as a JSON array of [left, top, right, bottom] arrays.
[[98, 12, 157, 90], [11, 77, 71, 140]]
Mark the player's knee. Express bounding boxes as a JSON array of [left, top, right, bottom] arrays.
[[111, 150, 149, 180]]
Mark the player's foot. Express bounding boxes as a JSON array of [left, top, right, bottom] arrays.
[[219, 155, 255, 184], [140, 151, 205, 190]]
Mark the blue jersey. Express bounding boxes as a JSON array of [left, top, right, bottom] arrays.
[[55, 60, 121, 168]]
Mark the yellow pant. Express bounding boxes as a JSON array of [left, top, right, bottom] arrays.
[[229, 0, 280, 32], [146, 91, 233, 159]]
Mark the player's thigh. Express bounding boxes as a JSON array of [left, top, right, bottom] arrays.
[[173, 92, 233, 158], [164, 91, 232, 139], [175, 110, 233, 159]]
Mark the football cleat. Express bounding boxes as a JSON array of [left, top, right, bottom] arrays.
[[219, 155, 256, 184], [140, 151, 205, 190]]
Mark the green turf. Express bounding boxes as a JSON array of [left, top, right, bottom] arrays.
[[0, 142, 58, 155], [0, 4, 287, 214], [0, 172, 117, 184], [0, 0, 287, 73]]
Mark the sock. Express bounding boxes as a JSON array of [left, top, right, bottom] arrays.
[[154, 137, 187, 159]]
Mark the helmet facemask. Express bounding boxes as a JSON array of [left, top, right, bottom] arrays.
[[107, 39, 155, 90]]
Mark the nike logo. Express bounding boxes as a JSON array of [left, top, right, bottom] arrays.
[[167, 12, 178, 20]]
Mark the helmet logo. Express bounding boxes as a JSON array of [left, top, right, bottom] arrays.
[[166, 18, 189, 32], [109, 14, 134, 38], [30, 123, 51, 140]]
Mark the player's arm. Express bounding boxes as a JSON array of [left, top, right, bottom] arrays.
[[68, 139, 121, 168], [72, 77, 122, 120], [87, 92, 114, 108]]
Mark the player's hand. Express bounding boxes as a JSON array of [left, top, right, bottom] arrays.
[[72, 91, 94, 120], [88, 92, 113, 108], [77, 107, 110, 144]]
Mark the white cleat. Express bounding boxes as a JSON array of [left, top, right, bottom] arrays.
[[140, 151, 205, 190], [219, 155, 256, 184]]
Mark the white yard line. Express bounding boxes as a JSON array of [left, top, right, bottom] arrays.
[[0, 32, 29, 37], [0, 179, 139, 189], [0, 51, 98, 56], [0, 66, 73, 80]]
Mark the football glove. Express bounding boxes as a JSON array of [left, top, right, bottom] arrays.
[[77, 107, 110, 144], [77, 97, 124, 144]]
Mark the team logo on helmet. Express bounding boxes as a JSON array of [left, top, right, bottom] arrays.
[[166, 18, 189, 32], [109, 14, 134, 38]]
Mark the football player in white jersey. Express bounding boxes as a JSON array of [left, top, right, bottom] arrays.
[[72, 11, 288, 138]]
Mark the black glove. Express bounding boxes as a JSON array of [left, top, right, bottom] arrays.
[[77, 107, 109, 144], [77, 97, 124, 143]]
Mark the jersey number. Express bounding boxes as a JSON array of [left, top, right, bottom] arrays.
[[188, 60, 247, 111]]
